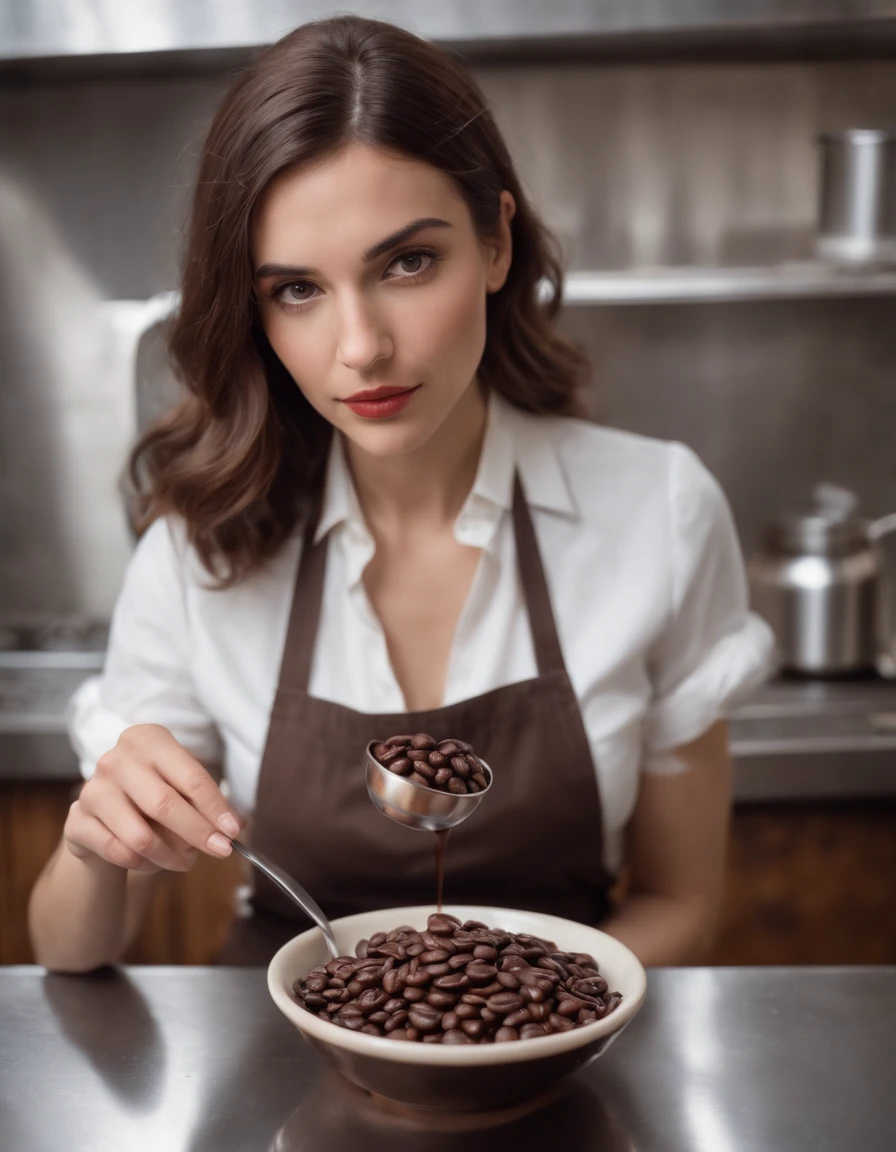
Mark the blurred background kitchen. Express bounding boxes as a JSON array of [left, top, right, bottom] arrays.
[[2, 0, 895, 967]]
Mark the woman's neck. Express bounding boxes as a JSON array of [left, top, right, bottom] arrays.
[[344, 382, 488, 539]]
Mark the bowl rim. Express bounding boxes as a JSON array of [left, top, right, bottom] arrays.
[[268, 904, 647, 1067]]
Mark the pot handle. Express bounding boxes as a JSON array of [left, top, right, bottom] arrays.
[[868, 512, 896, 677]]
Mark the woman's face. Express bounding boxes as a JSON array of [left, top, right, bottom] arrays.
[[252, 143, 514, 458]]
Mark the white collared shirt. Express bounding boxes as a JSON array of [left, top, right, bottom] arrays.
[[69, 392, 774, 871]]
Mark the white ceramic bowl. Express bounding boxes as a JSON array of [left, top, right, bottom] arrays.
[[268, 905, 647, 1112]]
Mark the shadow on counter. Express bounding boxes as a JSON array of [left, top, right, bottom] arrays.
[[42, 967, 167, 1111]]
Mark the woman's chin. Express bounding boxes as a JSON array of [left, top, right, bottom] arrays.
[[339, 415, 436, 460]]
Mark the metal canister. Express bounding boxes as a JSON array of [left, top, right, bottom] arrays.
[[817, 129, 896, 264]]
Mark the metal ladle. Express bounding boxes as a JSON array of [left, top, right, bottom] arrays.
[[230, 840, 340, 961], [364, 741, 493, 832]]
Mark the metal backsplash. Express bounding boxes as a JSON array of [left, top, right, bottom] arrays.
[[2, 57, 896, 615]]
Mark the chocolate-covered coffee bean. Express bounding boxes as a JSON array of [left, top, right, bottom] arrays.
[[293, 912, 622, 1045]]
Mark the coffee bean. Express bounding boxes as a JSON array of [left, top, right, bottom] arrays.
[[466, 962, 498, 984], [428, 750, 447, 767], [424, 963, 451, 978], [414, 761, 437, 780], [442, 1030, 472, 1044], [372, 743, 389, 758], [472, 772, 488, 789], [549, 1013, 575, 1032], [378, 746, 406, 766], [434, 767, 453, 787], [386, 735, 413, 746], [419, 949, 450, 964], [428, 913, 461, 935], [411, 733, 437, 749], [467, 780, 482, 793], [487, 992, 524, 1014], [388, 757, 412, 776], [451, 756, 472, 778], [438, 742, 459, 756], [407, 749, 430, 762], [381, 969, 403, 996], [407, 772, 429, 786], [294, 916, 622, 1045], [426, 989, 457, 1009], [408, 1005, 443, 1032], [433, 973, 470, 991], [556, 996, 588, 1017], [447, 777, 466, 795]]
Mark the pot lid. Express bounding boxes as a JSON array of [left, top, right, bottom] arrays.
[[766, 484, 869, 556]]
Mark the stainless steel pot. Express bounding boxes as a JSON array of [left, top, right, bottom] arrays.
[[748, 485, 896, 677]]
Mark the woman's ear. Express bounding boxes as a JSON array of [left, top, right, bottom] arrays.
[[484, 191, 516, 293]]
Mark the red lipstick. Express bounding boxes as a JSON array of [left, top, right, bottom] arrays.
[[340, 384, 421, 419]]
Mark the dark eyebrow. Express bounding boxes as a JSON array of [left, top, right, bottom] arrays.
[[253, 217, 452, 280]]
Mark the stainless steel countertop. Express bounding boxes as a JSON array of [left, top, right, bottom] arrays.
[[1, 966, 893, 1150]]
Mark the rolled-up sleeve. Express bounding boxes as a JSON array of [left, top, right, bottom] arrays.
[[67, 517, 223, 780], [642, 444, 776, 761]]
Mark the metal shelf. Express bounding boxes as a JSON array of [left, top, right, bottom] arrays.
[[549, 262, 896, 306]]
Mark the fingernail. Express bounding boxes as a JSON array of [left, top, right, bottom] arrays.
[[208, 832, 232, 856], [218, 813, 240, 838]]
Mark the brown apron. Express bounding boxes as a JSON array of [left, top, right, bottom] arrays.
[[218, 476, 613, 965]]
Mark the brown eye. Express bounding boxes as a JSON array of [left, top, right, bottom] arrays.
[[283, 282, 315, 302], [399, 254, 423, 273]]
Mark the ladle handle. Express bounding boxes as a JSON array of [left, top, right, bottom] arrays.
[[230, 840, 340, 961]]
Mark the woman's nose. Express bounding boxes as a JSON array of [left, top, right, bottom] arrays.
[[335, 296, 393, 372]]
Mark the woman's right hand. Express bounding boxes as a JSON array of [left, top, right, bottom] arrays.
[[64, 723, 244, 873]]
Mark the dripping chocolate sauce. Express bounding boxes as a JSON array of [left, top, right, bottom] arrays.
[[434, 828, 450, 912]]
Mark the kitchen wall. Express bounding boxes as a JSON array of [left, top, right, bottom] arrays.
[[2, 52, 896, 615]]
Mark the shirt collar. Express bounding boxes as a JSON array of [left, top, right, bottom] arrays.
[[313, 389, 578, 550]]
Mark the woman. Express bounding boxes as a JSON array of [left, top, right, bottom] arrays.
[[29, 15, 773, 971]]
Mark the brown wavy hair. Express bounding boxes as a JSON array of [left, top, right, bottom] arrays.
[[128, 14, 592, 585]]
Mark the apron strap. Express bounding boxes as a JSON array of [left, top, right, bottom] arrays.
[[275, 511, 329, 695], [277, 470, 569, 693], [511, 473, 566, 677]]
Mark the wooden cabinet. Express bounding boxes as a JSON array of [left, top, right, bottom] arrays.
[[2, 782, 894, 966], [708, 799, 896, 966]]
